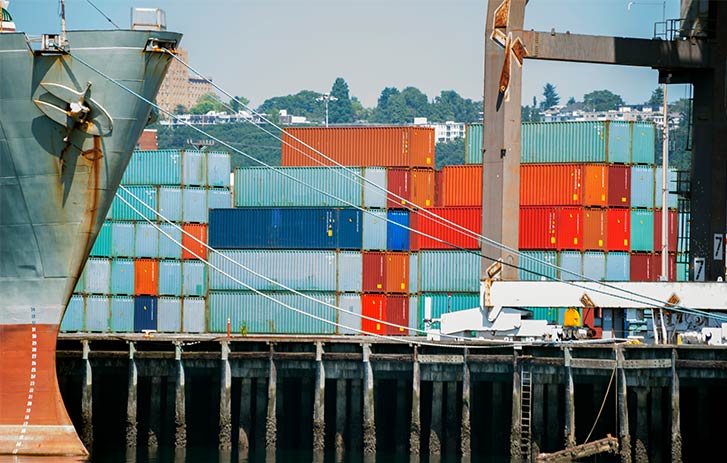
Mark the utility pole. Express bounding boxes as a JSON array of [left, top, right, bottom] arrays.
[[317, 93, 338, 127]]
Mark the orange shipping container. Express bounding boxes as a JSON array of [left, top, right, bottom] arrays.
[[384, 253, 409, 293], [182, 223, 208, 260], [520, 164, 583, 206], [134, 258, 158, 295], [439, 165, 482, 207], [410, 168, 434, 208], [583, 208, 608, 250], [362, 294, 386, 335], [583, 164, 608, 207], [281, 127, 434, 167]]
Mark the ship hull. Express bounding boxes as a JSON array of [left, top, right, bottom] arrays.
[[0, 29, 181, 455]]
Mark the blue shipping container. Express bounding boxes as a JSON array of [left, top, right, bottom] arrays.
[[111, 259, 135, 295], [110, 296, 134, 332], [387, 210, 410, 251], [134, 296, 158, 332], [61, 296, 85, 332], [111, 222, 135, 258]]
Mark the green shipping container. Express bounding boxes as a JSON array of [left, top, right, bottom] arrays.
[[526, 307, 558, 323], [90, 222, 112, 257], [417, 293, 479, 330], [121, 149, 182, 185], [465, 123, 484, 164], [418, 251, 480, 292], [631, 122, 656, 164], [518, 251, 558, 281], [630, 209, 655, 252]]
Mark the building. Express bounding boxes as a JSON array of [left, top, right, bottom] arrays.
[[279, 109, 308, 125], [413, 118, 466, 143], [155, 47, 213, 117]]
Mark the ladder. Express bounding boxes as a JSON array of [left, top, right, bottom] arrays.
[[520, 365, 533, 461]]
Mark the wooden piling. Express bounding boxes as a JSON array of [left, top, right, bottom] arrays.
[[461, 350, 471, 462], [148, 376, 161, 449], [671, 349, 682, 463], [126, 342, 138, 449], [335, 379, 347, 463], [410, 348, 421, 460], [265, 348, 277, 459], [429, 381, 443, 459], [219, 341, 232, 450], [81, 340, 93, 452], [174, 343, 186, 449], [510, 352, 522, 463], [238, 378, 252, 458], [617, 348, 632, 463], [564, 347, 576, 449], [313, 342, 326, 462], [362, 343, 376, 456]]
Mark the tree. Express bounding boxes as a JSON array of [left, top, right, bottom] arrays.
[[371, 87, 401, 122], [647, 87, 664, 108], [429, 90, 480, 123], [229, 96, 250, 113], [328, 77, 354, 124], [435, 138, 466, 169], [582, 90, 624, 112], [540, 83, 560, 110], [173, 104, 187, 115], [189, 93, 225, 114], [567, 96, 576, 105], [350, 97, 371, 122], [258, 90, 325, 121]]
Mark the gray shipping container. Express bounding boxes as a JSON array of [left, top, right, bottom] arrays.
[[337, 293, 362, 335], [362, 210, 387, 250], [159, 260, 183, 296], [183, 187, 208, 223], [84, 258, 111, 294], [418, 251, 480, 292], [110, 258, 135, 295], [159, 187, 183, 222], [159, 223, 183, 260], [183, 260, 207, 297], [337, 252, 363, 293], [158, 297, 182, 332], [61, 296, 85, 332], [183, 150, 207, 186], [111, 221, 135, 258], [362, 167, 388, 209], [85, 295, 110, 332], [183, 298, 206, 333], [110, 296, 134, 332], [134, 222, 160, 258]]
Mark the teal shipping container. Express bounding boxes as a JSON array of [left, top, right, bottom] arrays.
[[111, 259, 135, 295], [338, 251, 363, 293], [159, 260, 183, 296], [121, 150, 182, 185], [208, 291, 338, 334], [85, 295, 109, 332], [525, 307, 559, 323], [583, 251, 606, 281], [418, 251, 480, 292], [518, 251, 558, 281], [111, 186, 158, 221], [630, 166, 655, 208], [418, 293, 480, 330], [338, 294, 363, 335], [631, 122, 656, 164], [522, 122, 611, 164], [183, 298, 206, 333], [209, 250, 337, 292], [409, 253, 419, 294], [363, 167, 388, 209], [158, 297, 182, 332], [135, 222, 160, 258], [61, 296, 85, 332], [90, 222, 112, 257], [676, 254, 689, 281], [363, 210, 387, 250], [654, 166, 678, 209], [159, 187, 183, 222], [75, 267, 86, 294], [183, 260, 207, 297], [677, 212, 690, 254], [605, 252, 630, 281], [111, 221, 135, 258], [207, 151, 232, 187], [110, 296, 134, 332], [183, 150, 207, 186], [559, 251, 583, 281], [207, 188, 232, 210], [183, 187, 208, 223], [159, 224, 183, 259], [630, 209, 655, 251], [465, 123, 484, 164], [84, 258, 111, 294]]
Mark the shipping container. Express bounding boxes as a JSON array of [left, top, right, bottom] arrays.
[[605, 252, 630, 281], [134, 222, 159, 258], [158, 297, 182, 332], [361, 294, 386, 335], [607, 165, 631, 207], [134, 258, 159, 295], [84, 258, 111, 294], [159, 187, 183, 222], [61, 295, 85, 332], [418, 293, 479, 330], [526, 307, 559, 324], [630, 166, 655, 209], [464, 123, 483, 164], [121, 149, 182, 185], [387, 210, 410, 251], [607, 209, 630, 252], [362, 252, 386, 293], [86, 295, 110, 332], [522, 121, 622, 164], [362, 167, 388, 209], [411, 207, 481, 250], [630, 209, 655, 252], [385, 253, 409, 293], [583, 164, 608, 207], [409, 253, 419, 294], [439, 165, 482, 207], [183, 298, 206, 333], [557, 207, 583, 250], [207, 151, 232, 187], [418, 251, 480, 292], [631, 122, 656, 164], [208, 208, 363, 250], [338, 294, 362, 335], [182, 150, 207, 186], [74, 267, 86, 294], [158, 260, 183, 296], [133, 296, 158, 332], [630, 253, 659, 281], [385, 295, 409, 335], [111, 258, 135, 295], [675, 254, 689, 282], [110, 296, 134, 332], [583, 208, 607, 250], [518, 251, 558, 281], [387, 168, 410, 208], [338, 251, 363, 293], [90, 222, 112, 257], [111, 186, 158, 221], [182, 223, 208, 260], [281, 126, 434, 168], [520, 164, 583, 206], [559, 251, 583, 281], [654, 166, 678, 209], [653, 209, 678, 253], [583, 251, 606, 281], [410, 168, 435, 208], [158, 223, 183, 259], [409, 297, 418, 335], [110, 221, 135, 258], [607, 121, 631, 164], [519, 207, 557, 250], [363, 209, 387, 250], [183, 187, 208, 223], [182, 260, 207, 297], [207, 188, 232, 210], [208, 291, 338, 334]]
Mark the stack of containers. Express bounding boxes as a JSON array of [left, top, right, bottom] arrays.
[[462, 121, 680, 336], [63, 149, 232, 334]]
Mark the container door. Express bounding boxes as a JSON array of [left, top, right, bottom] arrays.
[[361, 295, 385, 335], [385, 296, 409, 335], [134, 296, 158, 332]]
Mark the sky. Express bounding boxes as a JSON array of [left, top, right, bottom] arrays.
[[9, 0, 691, 109]]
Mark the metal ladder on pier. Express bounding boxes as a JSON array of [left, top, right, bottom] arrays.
[[520, 365, 533, 461]]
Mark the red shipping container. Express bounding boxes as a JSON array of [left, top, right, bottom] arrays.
[[629, 252, 676, 281], [583, 164, 608, 207], [410, 168, 435, 209], [434, 170, 444, 207], [654, 252, 677, 281], [520, 164, 583, 206], [281, 127, 434, 167], [607, 209, 630, 252], [410, 207, 481, 250], [137, 129, 158, 150], [182, 224, 208, 260], [557, 207, 583, 250], [653, 209, 678, 253], [385, 253, 409, 293], [519, 207, 558, 250], [440, 165, 483, 207], [362, 294, 386, 335], [385, 295, 409, 336], [387, 168, 410, 208], [607, 165, 631, 207], [134, 258, 158, 295], [583, 208, 607, 250], [362, 252, 386, 292]]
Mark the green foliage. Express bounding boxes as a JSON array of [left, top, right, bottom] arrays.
[[371, 87, 480, 124], [582, 90, 624, 112], [351, 97, 371, 122], [540, 83, 560, 110], [328, 77, 354, 124], [435, 138, 466, 169], [429, 90, 480, 123], [229, 96, 250, 113], [258, 90, 325, 122], [567, 96, 576, 105], [647, 87, 664, 108], [521, 105, 541, 122], [173, 104, 187, 115], [189, 93, 225, 115]]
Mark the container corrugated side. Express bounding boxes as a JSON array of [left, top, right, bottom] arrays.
[[607, 165, 631, 207], [85, 295, 109, 332], [159, 260, 182, 296], [654, 166, 678, 209], [439, 165, 482, 206], [133, 296, 158, 332], [182, 223, 208, 260], [583, 251, 606, 281], [606, 121, 630, 164], [84, 258, 111, 294], [518, 251, 558, 281], [583, 208, 607, 250], [630, 166, 655, 209], [183, 298, 206, 333], [159, 224, 183, 260], [134, 259, 159, 295], [182, 150, 207, 186], [607, 209, 630, 252], [412, 207, 481, 250], [361, 294, 385, 335], [207, 151, 231, 187], [111, 222, 135, 258], [61, 296, 85, 332], [605, 252, 630, 281], [387, 168, 410, 208], [182, 260, 207, 297], [134, 222, 159, 258], [418, 251, 480, 292], [558, 251, 583, 281], [557, 207, 583, 251], [338, 251, 363, 293], [410, 168, 435, 208], [111, 186, 158, 221], [630, 253, 659, 281], [630, 209, 655, 252], [363, 167, 387, 208], [207, 188, 232, 210], [208, 291, 337, 334], [110, 296, 134, 332], [408, 296, 418, 335], [631, 122, 656, 164], [654, 209, 677, 253], [409, 253, 419, 294], [121, 150, 182, 185], [519, 207, 557, 250], [90, 222, 112, 257], [111, 259, 135, 295], [520, 164, 583, 206], [418, 293, 479, 330], [363, 210, 387, 250], [183, 187, 208, 223], [385, 253, 409, 294], [387, 210, 410, 251], [465, 123, 483, 164], [522, 121, 607, 163], [158, 297, 182, 332], [385, 295, 409, 335], [338, 294, 362, 335], [159, 187, 183, 223], [583, 164, 608, 207], [209, 250, 337, 292]]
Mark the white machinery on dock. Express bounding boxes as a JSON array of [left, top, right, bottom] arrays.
[[425, 261, 727, 345]]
